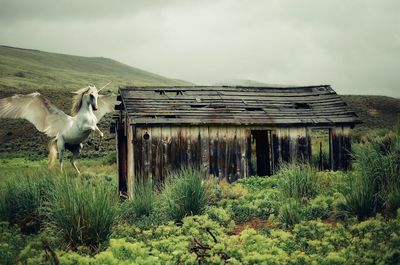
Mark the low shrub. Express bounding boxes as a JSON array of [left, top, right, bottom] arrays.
[[236, 175, 279, 190], [277, 164, 321, 200], [205, 206, 235, 232], [162, 167, 208, 222], [42, 176, 117, 249], [278, 199, 304, 228], [218, 180, 281, 222], [305, 195, 333, 220], [0, 222, 26, 265]]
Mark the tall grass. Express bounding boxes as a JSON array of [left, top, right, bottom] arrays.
[[43, 176, 117, 249], [131, 180, 156, 217], [342, 129, 400, 218], [277, 164, 321, 200], [119, 179, 157, 225], [162, 167, 208, 222], [0, 173, 53, 234]]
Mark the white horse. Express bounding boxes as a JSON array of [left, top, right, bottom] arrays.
[[0, 85, 116, 174]]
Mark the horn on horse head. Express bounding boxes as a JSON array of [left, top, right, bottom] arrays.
[[98, 82, 112, 92]]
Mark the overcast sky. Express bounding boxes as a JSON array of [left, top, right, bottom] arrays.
[[0, 0, 399, 97]]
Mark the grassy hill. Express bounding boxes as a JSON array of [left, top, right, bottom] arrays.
[[0, 45, 191, 92], [341, 95, 400, 130], [0, 45, 192, 158], [0, 48, 399, 158]]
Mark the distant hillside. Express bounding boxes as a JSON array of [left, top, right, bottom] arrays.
[[0, 45, 191, 92], [341, 95, 400, 130]]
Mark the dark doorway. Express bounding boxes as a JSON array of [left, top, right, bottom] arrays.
[[310, 128, 331, 170], [251, 130, 272, 176]]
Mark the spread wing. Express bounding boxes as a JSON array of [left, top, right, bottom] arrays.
[[94, 95, 117, 121], [0, 92, 72, 138]]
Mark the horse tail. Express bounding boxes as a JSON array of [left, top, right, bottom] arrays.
[[48, 138, 57, 170]]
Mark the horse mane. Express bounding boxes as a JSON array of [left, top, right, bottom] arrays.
[[71, 86, 96, 115]]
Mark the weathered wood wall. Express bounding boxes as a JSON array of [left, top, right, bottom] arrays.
[[132, 125, 251, 185], [271, 127, 312, 171], [117, 123, 351, 195], [330, 126, 352, 171]]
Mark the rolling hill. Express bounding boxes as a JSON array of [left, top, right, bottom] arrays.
[[0, 45, 191, 93], [0, 48, 399, 158]]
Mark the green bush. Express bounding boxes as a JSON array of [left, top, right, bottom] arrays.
[[162, 168, 208, 222], [218, 178, 281, 222], [0, 222, 26, 265], [305, 195, 333, 220], [236, 176, 279, 190], [0, 174, 53, 234], [42, 176, 117, 249], [205, 206, 235, 232], [277, 164, 321, 200], [278, 199, 304, 228]]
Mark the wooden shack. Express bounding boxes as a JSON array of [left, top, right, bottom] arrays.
[[113, 85, 361, 195]]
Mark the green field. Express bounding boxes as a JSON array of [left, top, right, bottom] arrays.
[[1, 132, 399, 264]]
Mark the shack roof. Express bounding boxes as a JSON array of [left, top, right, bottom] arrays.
[[118, 85, 361, 126]]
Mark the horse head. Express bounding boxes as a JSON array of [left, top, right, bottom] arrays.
[[71, 85, 99, 114]]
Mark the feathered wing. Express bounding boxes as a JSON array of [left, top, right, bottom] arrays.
[[0, 92, 72, 138], [94, 95, 117, 121]]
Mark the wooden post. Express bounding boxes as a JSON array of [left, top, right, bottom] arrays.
[[272, 130, 280, 173], [319, 141, 323, 170], [116, 120, 127, 196]]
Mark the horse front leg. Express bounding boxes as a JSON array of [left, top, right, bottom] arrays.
[[94, 125, 104, 151]]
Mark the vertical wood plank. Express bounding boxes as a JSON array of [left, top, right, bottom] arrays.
[[200, 126, 210, 176], [117, 119, 127, 196], [134, 127, 143, 184], [330, 126, 352, 171], [126, 121, 134, 197], [272, 130, 280, 173], [209, 127, 219, 178], [280, 128, 290, 164]]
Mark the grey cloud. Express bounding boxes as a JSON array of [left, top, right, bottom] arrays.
[[0, 0, 399, 97]]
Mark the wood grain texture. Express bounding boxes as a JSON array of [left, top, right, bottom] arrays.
[[118, 86, 361, 126]]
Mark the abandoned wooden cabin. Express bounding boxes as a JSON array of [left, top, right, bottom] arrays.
[[113, 85, 361, 195]]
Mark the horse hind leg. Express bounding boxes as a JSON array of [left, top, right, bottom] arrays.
[[57, 138, 65, 173], [70, 144, 82, 174]]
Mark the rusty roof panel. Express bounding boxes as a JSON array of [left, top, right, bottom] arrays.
[[118, 86, 362, 126]]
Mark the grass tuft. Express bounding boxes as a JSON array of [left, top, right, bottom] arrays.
[[342, 128, 400, 218], [162, 167, 208, 222], [0, 173, 54, 234], [42, 175, 117, 249], [277, 164, 321, 200]]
